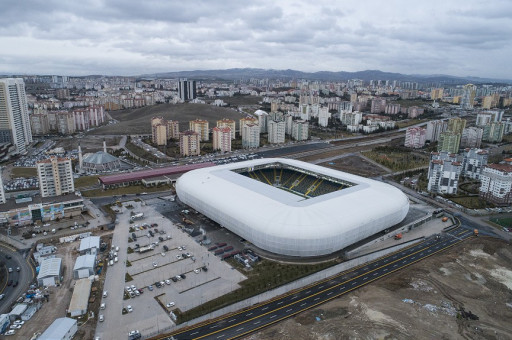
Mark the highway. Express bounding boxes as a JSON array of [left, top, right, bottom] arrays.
[[158, 226, 474, 340], [0, 243, 35, 314]]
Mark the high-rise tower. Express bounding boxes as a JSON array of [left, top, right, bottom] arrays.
[[0, 78, 32, 154]]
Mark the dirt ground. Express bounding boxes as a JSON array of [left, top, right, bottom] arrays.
[[88, 103, 247, 135], [54, 135, 121, 153], [11, 233, 112, 340], [319, 155, 388, 178], [245, 237, 512, 340]]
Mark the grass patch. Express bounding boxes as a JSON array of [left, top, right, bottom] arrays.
[[396, 119, 428, 129], [363, 146, 429, 171], [127, 247, 134, 254], [176, 259, 337, 324], [490, 217, 512, 228], [125, 273, 133, 282], [11, 167, 37, 178], [125, 141, 160, 163], [81, 184, 172, 197], [448, 196, 492, 209], [126, 260, 132, 267], [74, 175, 100, 188]]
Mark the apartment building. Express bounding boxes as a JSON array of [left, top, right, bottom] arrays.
[[427, 152, 462, 194], [404, 127, 426, 148], [37, 156, 75, 198], [267, 120, 285, 144], [179, 130, 200, 156], [189, 119, 209, 141], [216, 118, 236, 139], [242, 124, 260, 148], [479, 160, 512, 205], [291, 120, 309, 141], [0, 78, 32, 154], [461, 148, 488, 179], [212, 127, 231, 153]]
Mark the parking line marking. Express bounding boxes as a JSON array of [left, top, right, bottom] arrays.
[[236, 328, 244, 332], [254, 321, 260, 325], [228, 319, 236, 323], [261, 307, 268, 311], [270, 315, 276, 319], [300, 303, 307, 307], [246, 313, 252, 316], [286, 309, 292, 313]]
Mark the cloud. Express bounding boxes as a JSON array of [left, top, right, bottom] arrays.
[[0, 0, 511, 79]]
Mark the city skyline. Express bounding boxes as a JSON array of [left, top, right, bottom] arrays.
[[1, 1, 512, 79]]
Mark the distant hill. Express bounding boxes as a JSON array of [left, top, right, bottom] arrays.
[[141, 68, 512, 84]]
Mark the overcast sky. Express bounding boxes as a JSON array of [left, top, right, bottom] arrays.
[[1, 0, 511, 79]]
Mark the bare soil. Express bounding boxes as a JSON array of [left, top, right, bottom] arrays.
[[319, 155, 387, 178], [12, 233, 113, 340], [88, 103, 247, 135], [245, 237, 512, 340]]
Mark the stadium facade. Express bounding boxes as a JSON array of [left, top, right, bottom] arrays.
[[176, 158, 409, 257]]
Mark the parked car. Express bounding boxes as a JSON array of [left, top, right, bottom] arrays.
[[166, 302, 175, 308], [103, 291, 108, 298], [147, 285, 154, 291], [126, 305, 133, 313], [163, 245, 169, 251], [4, 330, 15, 336], [100, 303, 106, 310], [99, 314, 104, 322]]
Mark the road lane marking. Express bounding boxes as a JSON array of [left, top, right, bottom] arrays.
[[191, 331, 199, 335], [254, 321, 260, 325], [286, 309, 293, 312], [261, 307, 268, 311], [300, 303, 306, 307], [246, 313, 252, 316], [236, 328, 244, 332], [228, 319, 236, 323], [270, 315, 276, 319], [167, 234, 470, 339]]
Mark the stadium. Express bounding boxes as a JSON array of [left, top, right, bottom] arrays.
[[176, 158, 409, 257]]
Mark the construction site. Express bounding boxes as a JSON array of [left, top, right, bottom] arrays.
[[244, 237, 512, 340]]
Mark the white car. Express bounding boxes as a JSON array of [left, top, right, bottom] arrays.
[[13, 320, 24, 325], [178, 246, 183, 251], [166, 302, 175, 308], [102, 291, 108, 298], [126, 286, 132, 293], [127, 305, 133, 313], [99, 314, 104, 322], [4, 330, 15, 336], [194, 269, 200, 274], [164, 279, 171, 285], [176, 255, 182, 260], [9, 324, 21, 329], [161, 252, 166, 257], [100, 303, 106, 310], [152, 262, 158, 267]]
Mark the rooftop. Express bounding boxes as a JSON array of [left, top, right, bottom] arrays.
[[68, 279, 92, 315], [39, 317, 77, 340], [98, 162, 215, 185]]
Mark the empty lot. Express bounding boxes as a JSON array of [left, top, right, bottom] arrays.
[[89, 104, 248, 135]]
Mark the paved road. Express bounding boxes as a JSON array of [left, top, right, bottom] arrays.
[[158, 226, 474, 340], [0, 243, 35, 314]]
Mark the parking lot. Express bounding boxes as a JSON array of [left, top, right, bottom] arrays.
[[95, 198, 246, 339]]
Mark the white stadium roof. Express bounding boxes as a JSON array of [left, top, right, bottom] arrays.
[[176, 158, 409, 257]]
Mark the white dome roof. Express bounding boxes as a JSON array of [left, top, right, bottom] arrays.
[[176, 158, 409, 257]]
